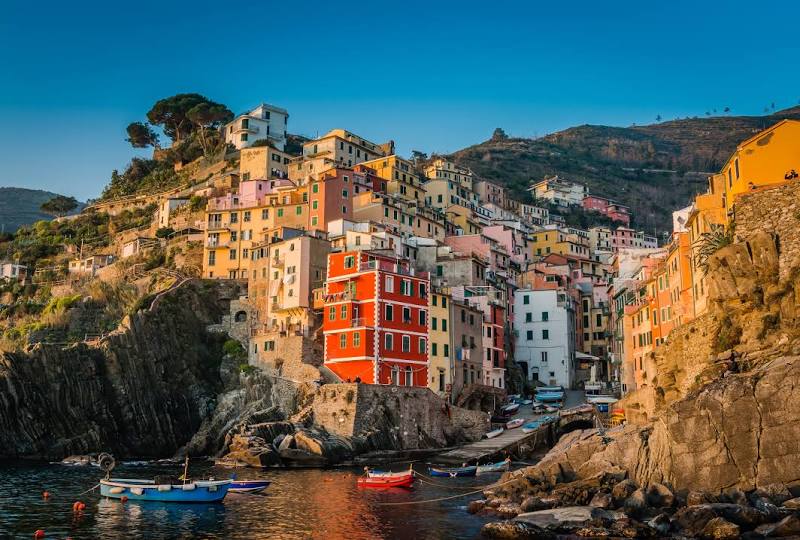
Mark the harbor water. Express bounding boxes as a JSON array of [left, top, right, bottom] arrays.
[[0, 460, 498, 539]]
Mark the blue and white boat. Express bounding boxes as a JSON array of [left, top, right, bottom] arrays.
[[230, 480, 270, 494], [429, 465, 477, 477], [476, 459, 511, 474], [100, 478, 232, 502]]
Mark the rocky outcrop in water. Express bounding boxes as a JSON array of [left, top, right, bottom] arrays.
[[0, 280, 231, 459]]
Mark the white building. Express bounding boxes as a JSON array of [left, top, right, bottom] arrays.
[[530, 176, 587, 207], [513, 288, 576, 388], [0, 262, 27, 282], [519, 203, 549, 226], [224, 103, 289, 151]]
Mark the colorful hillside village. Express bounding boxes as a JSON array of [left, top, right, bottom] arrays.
[[12, 103, 800, 403]]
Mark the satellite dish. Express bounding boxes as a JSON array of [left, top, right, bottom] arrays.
[[97, 453, 116, 477]]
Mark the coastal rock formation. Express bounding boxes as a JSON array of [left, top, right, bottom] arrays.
[[0, 280, 230, 459]]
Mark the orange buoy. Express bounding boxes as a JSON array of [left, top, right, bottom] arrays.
[[42, 491, 50, 500], [72, 501, 85, 512], [34, 530, 45, 539]]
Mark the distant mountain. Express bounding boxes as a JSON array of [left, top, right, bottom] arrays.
[[0, 187, 84, 232], [448, 107, 800, 234]]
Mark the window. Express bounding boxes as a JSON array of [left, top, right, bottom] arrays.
[[442, 297, 447, 308], [419, 310, 426, 326], [296, 206, 302, 215], [405, 367, 413, 386], [312, 200, 318, 210], [312, 183, 319, 193], [229, 249, 237, 260], [341, 305, 347, 319], [432, 317, 437, 331], [353, 332, 361, 347], [339, 333, 347, 348], [230, 212, 238, 224], [542, 329, 549, 340], [261, 209, 269, 219], [277, 208, 284, 218], [385, 333, 393, 350], [208, 251, 216, 266], [418, 338, 426, 353], [526, 330, 533, 340], [402, 307, 411, 322], [402, 336, 410, 352], [541, 351, 548, 363], [542, 311, 549, 321], [432, 295, 437, 307], [342, 189, 348, 198], [243, 211, 251, 222], [441, 319, 447, 331], [240, 133, 248, 142], [344, 255, 355, 269], [329, 306, 335, 321], [311, 216, 318, 226], [385, 276, 394, 293], [523, 295, 530, 305], [526, 313, 532, 323], [432, 343, 438, 356], [385, 304, 393, 321], [443, 344, 449, 357]]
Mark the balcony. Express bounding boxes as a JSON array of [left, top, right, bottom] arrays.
[[272, 255, 284, 267], [206, 221, 230, 231], [205, 239, 229, 248], [351, 317, 366, 327]]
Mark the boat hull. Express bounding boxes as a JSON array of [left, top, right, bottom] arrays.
[[429, 466, 477, 478], [357, 474, 414, 488], [230, 480, 270, 493], [476, 461, 510, 474], [100, 479, 231, 503]]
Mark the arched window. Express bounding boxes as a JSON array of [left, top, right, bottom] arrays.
[[234, 311, 247, 322]]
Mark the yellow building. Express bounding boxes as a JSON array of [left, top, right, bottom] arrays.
[[445, 205, 482, 235], [240, 146, 293, 180], [203, 181, 309, 279], [361, 155, 426, 203], [428, 287, 454, 398], [529, 226, 590, 260], [424, 158, 474, 192]]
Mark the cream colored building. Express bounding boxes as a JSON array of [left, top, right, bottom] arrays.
[[362, 155, 426, 203], [424, 158, 474, 192], [240, 146, 293, 180], [290, 129, 393, 183]]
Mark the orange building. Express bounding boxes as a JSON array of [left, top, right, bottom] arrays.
[[322, 251, 430, 386]]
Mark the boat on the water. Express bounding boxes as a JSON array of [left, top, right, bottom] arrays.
[[505, 418, 524, 429], [100, 478, 232, 502], [429, 465, 477, 478], [365, 466, 414, 479], [476, 459, 511, 474], [357, 473, 414, 489], [484, 427, 504, 439], [230, 480, 270, 494]]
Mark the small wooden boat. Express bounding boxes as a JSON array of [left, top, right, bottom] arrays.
[[522, 421, 541, 433], [230, 480, 270, 494], [535, 392, 564, 403], [100, 478, 231, 502], [429, 465, 477, 478], [506, 418, 524, 429], [366, 466, 414, 479], [484, 427, 504, 439], [476, 459, 511, 474], [501, 403, 520, 415], [357, 473, 414, 489]]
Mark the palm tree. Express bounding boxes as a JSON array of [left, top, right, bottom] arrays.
[[693, 223, 734, 274]]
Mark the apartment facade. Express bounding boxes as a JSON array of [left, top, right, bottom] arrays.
[[224, 103, 289, 150]]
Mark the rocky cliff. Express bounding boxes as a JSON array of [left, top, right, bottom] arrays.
[[0, 280, 231, 459], [475, 182, 800, 537]]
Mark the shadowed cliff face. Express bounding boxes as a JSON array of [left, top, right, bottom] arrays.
[[0, 281, 229, 460]]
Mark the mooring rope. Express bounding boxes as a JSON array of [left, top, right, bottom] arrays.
[[75, 483, 101, 497], [372, 476, 521, 506]]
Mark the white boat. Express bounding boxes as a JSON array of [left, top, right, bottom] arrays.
[[506, 418, 524, 429], [485, 427, 504, 439], [476, 459, 511, 474], [586, 395, 619, 405]]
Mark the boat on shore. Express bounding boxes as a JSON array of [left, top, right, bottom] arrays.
[[100, 478, 232, 502], [522, 421, 541, 433], [505, 418, 524, 429], [429, 465, 477, 478], [500, 403, 520, 415], [484, 427, 504, 439], [476, 459, 510, 474]]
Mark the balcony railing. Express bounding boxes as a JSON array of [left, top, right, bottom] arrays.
[[351, 317, 366, 327], [206, 221, 230, 231]]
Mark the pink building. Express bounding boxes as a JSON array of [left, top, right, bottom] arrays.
[[444, 235, 510, 276], [582, 196, 631, 226], [208, 179, 297, 211]]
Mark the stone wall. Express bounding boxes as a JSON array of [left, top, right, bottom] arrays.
[[311, 383, 489, 449], [735, 181, 800, 280], [251, 333, 322, 383]]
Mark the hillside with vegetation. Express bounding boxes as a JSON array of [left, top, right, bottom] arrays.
[[449, 107, 800, 234], [0, 188, 84, 232]]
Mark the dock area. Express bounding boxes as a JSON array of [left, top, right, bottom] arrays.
[[435, 391, 587, 465]]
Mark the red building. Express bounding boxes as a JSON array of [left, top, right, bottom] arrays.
[[582, 195, 631, 226], [323, 250, 430, 386]]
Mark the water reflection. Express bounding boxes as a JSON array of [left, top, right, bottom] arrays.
[[0, 462, 492, 539]]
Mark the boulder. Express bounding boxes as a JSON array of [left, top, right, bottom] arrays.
[[782, 497, 800, 509], [467, 499, 487, 514], [721, 488, 749, 506], [704, 503, 768, 528], [754, 514, 800, 537], [687, 491, 716, 506], [520, 496, 553, 512], [623, 488, 648, 516], [755, 483, 793, 506], [589, 492, 613, 509], [701, 517, 740, 540], [646, 482, 675, 508], [611, 479, 638, 507], [647, 513, 671, 535], [673, 505, 717, 536], [514, 506, 623, 531], [493, 504, 522, 519], [278, 448, 327, 467], [481, 520, 550, 539], [278, 434, 294, 452]]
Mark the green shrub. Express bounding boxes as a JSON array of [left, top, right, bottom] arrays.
[[239, 363, 256, 375], [223, 339, 245, 358]]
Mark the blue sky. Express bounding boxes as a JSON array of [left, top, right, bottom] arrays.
[[2, 0, 799, 201]]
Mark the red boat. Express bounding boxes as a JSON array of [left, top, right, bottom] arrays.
[[357, 472, 415, 489]]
